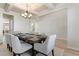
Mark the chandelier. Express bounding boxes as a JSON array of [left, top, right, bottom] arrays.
[[21, 4, 32, 19]]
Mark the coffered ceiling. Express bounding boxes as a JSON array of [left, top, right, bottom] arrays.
[[0, 3, 66, 16]]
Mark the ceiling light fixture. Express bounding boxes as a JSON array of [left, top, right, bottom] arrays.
[[21, 4, 32, 19]]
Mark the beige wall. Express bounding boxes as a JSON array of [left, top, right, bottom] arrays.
[[35, 9, 67, 40]]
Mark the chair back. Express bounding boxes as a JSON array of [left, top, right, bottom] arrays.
[[43, 34, 56, 54], [7, 34, 12, 47], [11, 35, 22, 52], [5, 33, 10, 44]]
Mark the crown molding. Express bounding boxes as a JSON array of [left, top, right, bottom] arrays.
[[38, 4, 68, 17]]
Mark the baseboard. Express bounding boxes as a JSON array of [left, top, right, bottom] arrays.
[[67, 46, 79, 52], [56, 37, 67, 40]]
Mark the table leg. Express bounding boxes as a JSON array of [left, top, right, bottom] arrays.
[[32, 43, 35, 56]]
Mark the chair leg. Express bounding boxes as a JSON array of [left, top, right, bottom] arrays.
[[9, 47, 11, 52], [7, 44, 9, 48], [35, 50, 38, 55], [34, 50, 38, 56], [18, 54, 21, 56], [9, 46, 10, 51], [13, 52, 16, 56], [52, 50, 54, 56], [10, 47, 12, 52]]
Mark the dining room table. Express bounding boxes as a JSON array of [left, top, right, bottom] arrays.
[[14, 33, 47, 56]]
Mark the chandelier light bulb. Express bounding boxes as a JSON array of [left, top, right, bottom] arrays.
[[28, 14, 32, 18], [21, 14, 25, 16], [24, 12, 28, 15]]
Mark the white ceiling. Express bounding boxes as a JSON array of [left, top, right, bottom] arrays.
[[0, 3, 66, 16]]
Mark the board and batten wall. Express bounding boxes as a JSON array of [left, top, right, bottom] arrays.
[[67, 5, 79, 51], [35, 9, 67, 40]]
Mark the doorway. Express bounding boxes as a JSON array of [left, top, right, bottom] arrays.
[[3, 13, 14, 43]]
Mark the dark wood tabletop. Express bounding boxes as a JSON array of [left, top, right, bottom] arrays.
[[19, 34, 47, 44], [13, 33, 47, 44]]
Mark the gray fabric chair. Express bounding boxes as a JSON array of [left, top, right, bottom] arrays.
[[34, 34, 56, 56], [8, 34, 12, 52], [11, 35, 32, 56], [5, 33, 9, 48], [5, 33, 12, 52]]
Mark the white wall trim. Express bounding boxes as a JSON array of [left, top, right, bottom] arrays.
[[67, 46, 79, 51], [39, 5, 67, 17]]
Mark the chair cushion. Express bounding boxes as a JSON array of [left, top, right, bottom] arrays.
[[21, 43, 32, 52], [34, 43, 47, 55], [14, 43, 32, 54]]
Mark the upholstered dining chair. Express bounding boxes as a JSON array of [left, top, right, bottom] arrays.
[[34, 34, 56, 56], [5, 33, 9, 49], [7, 34, 12, 52], [5, 33, 12, 52], [11, 35, 32, 56]]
